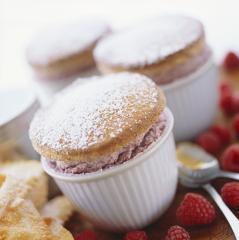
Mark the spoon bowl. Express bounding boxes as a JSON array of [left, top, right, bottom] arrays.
[[177, 142, 239, 183]]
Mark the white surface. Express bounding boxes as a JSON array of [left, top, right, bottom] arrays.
[[42, 108, 178, 231], [162, 58, 218, 140], [1, 0, 239, 88]]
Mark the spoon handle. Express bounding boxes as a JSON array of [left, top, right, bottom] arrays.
[[217, 170, 239, 180], [203, 183, 239, 238]]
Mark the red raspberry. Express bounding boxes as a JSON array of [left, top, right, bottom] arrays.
[[221, 182, 239, 208], [75, 230, 97, 240], [219, 82, 233, 96], [165, 225, 190, 240], [232, 93, 239, 113], [176, 193, 216, 226], [210, 124, 231, 145], [221, 144, 239, 172], [196, 132, 222, 155], [233, 114, 239, 137], [124, 231, 148, 240], [220, 90, 239, 115], [223, 51, 239, 71], [220, 93, 235, 114]]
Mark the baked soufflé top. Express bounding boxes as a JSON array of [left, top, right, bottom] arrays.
[[29, 72, 167, 173]]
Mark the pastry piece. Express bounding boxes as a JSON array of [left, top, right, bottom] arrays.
[[44, 217, 74, 240], [40, 196, 74, 224], [29, 72, 168, 174], [0, 175, 30, 202], [0, 176, 73, 240], [0, 160, 48, 209], [94, 15, 211, 85], [26, 19, 110, 80]]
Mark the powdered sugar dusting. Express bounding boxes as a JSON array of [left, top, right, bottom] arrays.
[[29, 72, 160, 153], [27, 19, 110, 66], [94, 15, 203, 68]]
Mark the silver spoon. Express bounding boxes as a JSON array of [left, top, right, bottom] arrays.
[[177, 142, 239, 184], [177, 143, 239, 239]]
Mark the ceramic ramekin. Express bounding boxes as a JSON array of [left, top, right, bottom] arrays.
[[0, 87, 40, 160], [41, 108, 177, 232], [162, 58, 218, 141]]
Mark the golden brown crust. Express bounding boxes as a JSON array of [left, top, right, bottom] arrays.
[[97, 37, 205, 78], [29, 73, 166, 163], [32, 89, 165, 162], [30, 45, 96, 80]]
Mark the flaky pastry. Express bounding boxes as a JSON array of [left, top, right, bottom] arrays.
[[0, 160, 48, 209], [40, 196, 74, 224], [0, 176, 73, 240]]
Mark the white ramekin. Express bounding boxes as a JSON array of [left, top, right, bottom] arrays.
[[0, 87, 40, 159], [161, 58, 219, 141], [41, 108, 178, 232]]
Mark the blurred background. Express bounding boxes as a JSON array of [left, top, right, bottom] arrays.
[[1, 0, 239, 88]]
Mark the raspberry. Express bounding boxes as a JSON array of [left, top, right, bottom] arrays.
[[220, 92, 239, 114], [176, 193, 216, 226], [220, 93, 235, 114], [221, 144, 239, 172], [219, 82, 233, 96], [233, 114, 239, 137], [232, 93, 239, 113], [165, 225, 190, 240], [124, 231, 148, 240], [221, 182, 239, 208], [196, 132, 222, 155], [75, 230, 97, 240], [210, 124, 231, 145], [223, 51, 239, 71]]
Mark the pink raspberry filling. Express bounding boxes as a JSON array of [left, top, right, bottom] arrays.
[[48, 111, 167, 174], [153, 46, 212, 85]]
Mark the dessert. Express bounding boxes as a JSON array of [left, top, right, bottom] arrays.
[[0, 176, 73, 240], [26, 19, 110, 104], [0, 160, 48, 209], [30, 72, 167, 174], [94, 15, 210, 85], [94, 15, 218, 141], [30, 72, 177, 231], [26, 19, 110, 80]]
